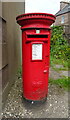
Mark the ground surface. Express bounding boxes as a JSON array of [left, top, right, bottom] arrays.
[[2, 66, 69, 118]]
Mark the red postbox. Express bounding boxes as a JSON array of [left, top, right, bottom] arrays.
[[16, 13, 56, 101]]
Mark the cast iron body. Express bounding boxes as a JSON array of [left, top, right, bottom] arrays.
[[16, 13, 56, 101]]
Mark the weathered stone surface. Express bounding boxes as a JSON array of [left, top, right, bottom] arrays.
[[55, 64, 64, 69], [60, 71, 70, 77], [49, 67, 62, 80]]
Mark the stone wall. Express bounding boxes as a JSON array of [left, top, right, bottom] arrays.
[[54, 12, 70, 42], [54, 13, 68, 26]]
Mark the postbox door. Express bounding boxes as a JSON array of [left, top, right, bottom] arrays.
[[30, 42, 49, 99]]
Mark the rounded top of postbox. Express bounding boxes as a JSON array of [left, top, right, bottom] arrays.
[[16, 13, 56, 29]]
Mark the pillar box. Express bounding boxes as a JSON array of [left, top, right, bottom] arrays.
[[16, 13, 56, 101]]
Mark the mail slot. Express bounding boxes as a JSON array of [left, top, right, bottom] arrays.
[[16, 13, 56, 101], [27, 34, 48, 38]]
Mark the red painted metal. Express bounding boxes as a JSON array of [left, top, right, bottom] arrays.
[[16, 13, 56, 101]]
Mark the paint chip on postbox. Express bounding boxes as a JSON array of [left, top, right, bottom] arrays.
[[32, 44, 42, 60]]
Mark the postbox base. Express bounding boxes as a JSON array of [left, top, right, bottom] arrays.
[[22, 94, 47, 103]]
